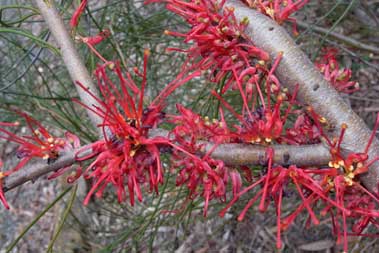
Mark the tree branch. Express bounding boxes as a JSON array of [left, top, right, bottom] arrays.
[[33, 0, 102, 129], [3, 128, 331, 192], [225, 0, 379, 192]]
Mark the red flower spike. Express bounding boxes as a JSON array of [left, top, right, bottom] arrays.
[[80, 30, 111, 46], [70, 0, 87, 28]]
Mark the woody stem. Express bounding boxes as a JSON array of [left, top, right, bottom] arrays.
[[2, 129, 331, 192]]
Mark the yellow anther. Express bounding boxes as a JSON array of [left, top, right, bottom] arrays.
[[241, 16, 249, 25], [289, 171, 297, 178], [319, 117, 327, 124], [271, 84, 279, 92], [0, 172, 5, 179], [344, 176, 353, 186], [341, 123, 348, 129], [338, 160, 345, 167], [144, 48, 151, 56], [347, 172, 355, 179], [328, 161, 334, 168], [130, 149, 136, 157], [266, 8, 275, 19], [43, 154, 49, 160], [47, 137, 54, 143], [258, 60, 265, 66], [221, 26, 229, 32], [357, 162, 363, 168], [265, 137, 272, 143], [108, 62, 115, 70], [306, 106, 313, 112]]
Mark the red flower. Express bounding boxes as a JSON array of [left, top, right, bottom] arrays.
[[74, 50, 177, 205], [303, 113, 379, 252], [148, 0, 271, 94], [70, 0, 87, 28], [0, 114, 78, 176], [76, 30, 112, 64], [315, 48, 359, 93], [219, 147, 354, 249], [282, 112, 321, 144], [169, 104, 241, 216], [0, 118, 79, 209]]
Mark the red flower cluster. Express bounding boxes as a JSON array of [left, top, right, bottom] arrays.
[[74, 50, 173, 205], [217, 113, 379, 251], [169, 104, 239, 216], [209, 53, 299, 145], [148, 0, 271, 94], [0, 116, 79, 209], [2, 2, 377, 253], [315, 48, 359, 93], [282, 112, 321, 144]]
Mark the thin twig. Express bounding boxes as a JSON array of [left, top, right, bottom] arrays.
[[296, 20, 379, 55]]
